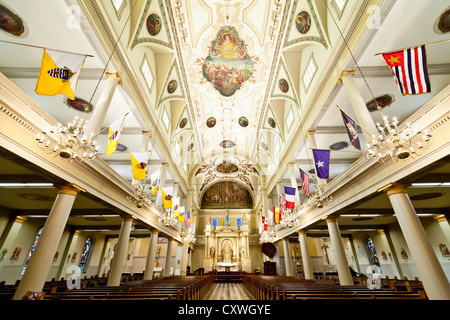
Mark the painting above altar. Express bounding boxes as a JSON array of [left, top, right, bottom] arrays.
[[201, 181, 253, 209]]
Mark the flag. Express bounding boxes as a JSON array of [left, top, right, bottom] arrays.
[[178, 205, 185, 223], [150, 169, 161, 197], [262, 216, 268, 231], [185, 211, 191, 228], [299, 168, 310, 198], [162, 186, 173, 209], [130, 152, 148, 180], [284, 186, 296, 209], [35, 49, 87, 100], [340, 109, 361, 150], [106, 115, 127, 156], [172, 197, 180, 219], [212, 218, 218, 227], [312, 149, 330, 179], [273, 207, 280, 224], [382, 45, 430, 95], [279, 195, 286, 222]]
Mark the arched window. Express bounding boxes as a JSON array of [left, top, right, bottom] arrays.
[[365, 236, 380, 268], [79, 237, 93, 273], [21, 226, 43, 275]]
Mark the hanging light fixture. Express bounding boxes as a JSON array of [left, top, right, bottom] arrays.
[[35, 115, 99, 162], [280, 208, 298, 228], [127, 184, 152, 208], [367, 112, 432, 163], [306, 183, 333, 209], [158, 207, 178, 228], [184, 226, 196, 244], [259, 230, 274, 244]]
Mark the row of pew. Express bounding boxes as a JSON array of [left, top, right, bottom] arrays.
[[243, 275, 428, 300], [0, 274, 214, 300]]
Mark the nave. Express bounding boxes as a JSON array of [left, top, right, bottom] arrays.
[[204, 283, 254, 300]]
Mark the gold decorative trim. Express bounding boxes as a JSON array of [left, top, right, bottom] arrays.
[[337, 70, 356, 84]]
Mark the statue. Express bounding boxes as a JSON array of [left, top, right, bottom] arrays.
[[210, 247, 215, 258], [224, 213, 230, 230]]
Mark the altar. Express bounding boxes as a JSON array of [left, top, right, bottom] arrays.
[[216, 262, 238, 272]]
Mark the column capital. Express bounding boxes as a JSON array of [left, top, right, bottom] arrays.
[[161, 162, 169, 167], [56, 183, 86, 196], [325, 215, 338, 223], [297, 230, 307, 235], [378, 182, 411, 196], [151, 229, 160, 234], [142, 130, 152, 138], [105, 72, 123, 85], [287, 162, 295, 167], [14, 216, 27, 224], [121, 214, 134, 222], [305, 129, 316, 137], [377, 229, 385, 235], [275, 181, 282, 185], [337, 70, 356, 84], [434, 214, 447, 223]]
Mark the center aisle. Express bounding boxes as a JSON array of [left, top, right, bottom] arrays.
[[203, 283, 254, 300]]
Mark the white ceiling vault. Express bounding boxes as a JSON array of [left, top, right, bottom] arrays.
[[0, 0, 449, 235]]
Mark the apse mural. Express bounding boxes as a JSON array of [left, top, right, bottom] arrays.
[[202, 26, 254, 97], [201, 181, 253, 209]]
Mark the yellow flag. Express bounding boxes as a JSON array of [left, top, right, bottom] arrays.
[[173, 197, 180, 219], [162, 187, 173, 209], [35, 49, 86, 100], [130, 152, 148, 180], [178, 206, 185, 223], [106, 115, 126, 156], [150, 169, 160, 197]]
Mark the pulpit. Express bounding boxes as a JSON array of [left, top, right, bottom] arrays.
[[263, 261, 277, 275]]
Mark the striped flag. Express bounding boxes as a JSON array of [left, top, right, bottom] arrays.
[[299, 168, 310, 197], [284, 186, 296, 209], [382, 45, 430, 95]]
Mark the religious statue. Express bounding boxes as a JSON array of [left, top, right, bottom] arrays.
[[224, 213, 230, 230], [210, 247, 215, 258]]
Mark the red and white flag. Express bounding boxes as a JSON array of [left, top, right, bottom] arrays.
[[382, 45, 430, 95]]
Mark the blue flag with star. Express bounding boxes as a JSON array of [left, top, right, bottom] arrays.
[[312, 149, 330, 179]]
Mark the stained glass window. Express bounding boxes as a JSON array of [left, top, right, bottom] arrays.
[[79, 237, 93, 273], [365, 236, 380, 268], [21, 227, 43, 276]]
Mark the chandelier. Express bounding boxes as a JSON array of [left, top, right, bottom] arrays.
[[184, 226, 196, 244], [280, 208, 298, 228], [158, 207, 178, 228], [35, 116, 99, 162], [259, 230, 274, 244], [306, 184, 333, 209], [367, 113, 432, 163], [127, 184, 151, 208]]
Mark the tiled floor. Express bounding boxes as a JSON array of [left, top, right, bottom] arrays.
[[204, 283, 254, 300]]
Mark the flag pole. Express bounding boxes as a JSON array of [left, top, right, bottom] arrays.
[[374, 39, 450, 56], [0, 40, 95, 57]]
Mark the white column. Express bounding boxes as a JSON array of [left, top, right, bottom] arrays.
[[180, 241, 190, 275], [84, 72, 122, 139], [276, 182, 283, 200], [385, 184, 450, 300], [144, 229, 159, 280], [298, 230, 314, 280], [173, 182, 179, 199], [13, 184, 85, 299], [156, 162, 169, 208], [338, 70, 378, 142], [282, 238, 293, 276], [107, 216, 133, 286], [378, 229, 402, 278], [163, 237, 174, 276], [306, 130, 326, 187], [326, 217, 353, 285], [287, 162, 301, 206], [435, 215, 450, 245]]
